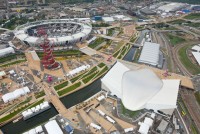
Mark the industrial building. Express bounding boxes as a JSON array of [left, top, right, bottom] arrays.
[[101, 61, 180, 114]]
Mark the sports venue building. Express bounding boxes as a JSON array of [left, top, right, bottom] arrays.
[[101, 61, 180, 115], [13, 19, 92, 46]]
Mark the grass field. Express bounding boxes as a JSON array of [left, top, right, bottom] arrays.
[[0, 59, 26, 67], [57, 82, 81, 96], [166, 33, 185, 46], [98, 63, 106, 68], [121, 101, 140, 117], [34, 90, 45, 99], [0, 98, 43, 123], [195, 92, 200, 106], [184, 13, 200, 20], [82, 71, 99, 84], [178, 45, 200, 75], [37, 50, 81, 57], [88, 38, 105, 49], [107, 28, 115, 36], [54, 81, 69, 91]]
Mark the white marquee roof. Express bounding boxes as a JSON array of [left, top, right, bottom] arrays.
[[44, 120, 63, 134], [101, 61, 180, 111], [192, 52, 200, 65], [2, 87, 30, 103], [138, 42, 160, 66]]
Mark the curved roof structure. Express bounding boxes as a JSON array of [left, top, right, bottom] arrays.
[[122, 69, 163, 111], [14, 19, 92, 46], [101, 61, 180, 111]]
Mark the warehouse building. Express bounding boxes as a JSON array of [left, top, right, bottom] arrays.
[[138, 42, 161, 67]]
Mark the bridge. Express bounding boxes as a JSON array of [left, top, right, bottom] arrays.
[[43, 83, 79, 127]]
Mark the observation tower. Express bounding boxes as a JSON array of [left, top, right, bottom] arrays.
[[37, 27, 60, 70]]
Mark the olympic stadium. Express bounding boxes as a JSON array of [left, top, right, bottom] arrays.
[[13, 19, 92, 47]]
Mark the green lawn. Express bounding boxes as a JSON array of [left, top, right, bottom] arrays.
[[29, 99, 45, 109], [169, 19, 187, 25], [120, 101, 140, 117], [0, 54, 25, 64], [113, 50, 120, 58], [195, 92, 200, 106], [166, 33, 185, 46], [88, 38, 105, 49], [185, 22, 200, 28], [191, 124, 198, 134], [57, 82, 81, 96], [54, 81, 68, 91], [0, 60, 26, 67], [82, 67, 97, 78], [184, 13, 200, 20], [82, 71, 99, 84], [178, 45, 200, 75], [94, 66, 108, 79], [98, 63, 106, 68], [34, 90, 45, 99], [107, 28, 115, 36], [37, 50, 81, 57]]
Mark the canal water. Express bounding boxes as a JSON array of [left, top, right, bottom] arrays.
[[61, 79, 102, 108], [122, 47, 137, 62], [1, 79, 102, 134], [1, 104, 58, 134]]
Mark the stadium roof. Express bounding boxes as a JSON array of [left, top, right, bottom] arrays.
[[101, 61, 180, 111], [192, 52, 200, 65], [44, 120, 63, 134], [14, 19, 92, 45], [138, 42, 160, 66]]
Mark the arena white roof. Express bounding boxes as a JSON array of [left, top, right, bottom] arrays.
[[101, 62, 129, 98], [138, 42, 160, 66], [44, 120, 63, 134], [192, 52, 200, 65], [101, 61, 180, 111]]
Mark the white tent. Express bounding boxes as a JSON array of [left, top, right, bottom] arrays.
[[101, 61, 180, 112], [44, 120, 63, 134], [138, 123, 150, 134], [2, 87, 30, 103], [0, 47, 15, 57]]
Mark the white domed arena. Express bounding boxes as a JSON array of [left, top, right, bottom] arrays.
[[101, 61, 180, 114], [14, 19, 92, 47]]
